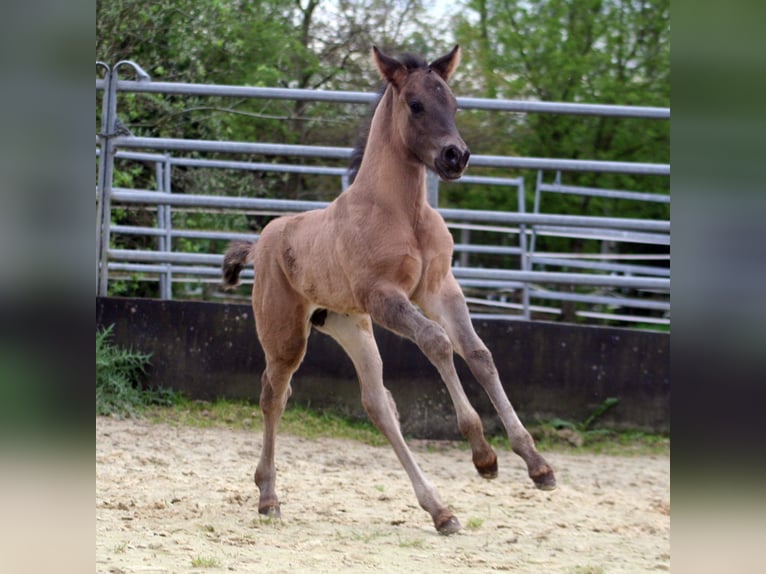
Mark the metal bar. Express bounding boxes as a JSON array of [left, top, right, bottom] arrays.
[[426, 170, 440, 207], [111, 225, 259, 242], [465, 298, 670, 324], [155, 161, 167, 298], [169, 157, 347, 176], [529, 289, 670, 310], [452, 244, 522, 256], [107, 80, 669, 118], [109, 263, 254, 278], [469, 154, 669, 175], [575, 311, 669, 325], [455, 97, 670, 119], [458, 229, 470, 267], [114, 136, 352, 159], [528, 252, 670, 261], [457, 278, 526, 289], [111, 189, 329, 212], [111, 189, 669, 233], [530, 170, 543, 255], [112, 137, 669, 175], [451, 267, 670, 290], [538, 182, 670, 203], [460, 280, 670, 311], [449, 175, 523, 186], [517, 180, 531, 319], [532, 226, 670, 245], [437, 207, 670, 232], [109, 262, 253, 278], [97, 66, 120, 296], [95, 64, 111, 294], [529, 255, 670, 277], [470, 313, 535, 321], [108, 249, 222, 265], [162, 156, 173, 299], [114, 150, 168, 162]]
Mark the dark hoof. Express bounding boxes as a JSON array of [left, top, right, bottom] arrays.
[[435, 514, 462, 535], [259, 505, 282, 519], [474, 452, 498, 479], [530, 466, 557, 491]]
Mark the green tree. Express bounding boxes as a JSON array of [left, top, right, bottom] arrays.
[[97, 0, 445, 298], [450, 0, 670, 219]]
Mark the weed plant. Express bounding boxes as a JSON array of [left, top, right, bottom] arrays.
[[96, 325, 178, 416]]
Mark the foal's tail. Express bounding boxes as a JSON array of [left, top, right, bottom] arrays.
[[221, 240, 255, 289]]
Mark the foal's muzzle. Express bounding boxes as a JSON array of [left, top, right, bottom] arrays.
[[436, 145, 471, 180]]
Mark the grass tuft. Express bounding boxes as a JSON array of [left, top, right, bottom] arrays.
[[466, 517, 484, 530], [190, 555, 220, 568]]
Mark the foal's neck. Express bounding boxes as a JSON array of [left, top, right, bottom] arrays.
[[350, 87, 428, 218]]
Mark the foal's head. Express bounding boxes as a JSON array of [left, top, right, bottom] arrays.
[[373, 45, 470, 181]]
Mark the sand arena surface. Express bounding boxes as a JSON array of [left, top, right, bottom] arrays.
[[96, 416, 669, 573]]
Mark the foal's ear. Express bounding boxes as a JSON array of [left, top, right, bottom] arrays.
[[430, 45, 461, 81], [372, 46, 407, 88]]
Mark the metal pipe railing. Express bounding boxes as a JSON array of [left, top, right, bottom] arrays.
[[97, 71, 670, 325], [98, 79, 669, 119]]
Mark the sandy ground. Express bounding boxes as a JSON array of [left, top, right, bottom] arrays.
[[96, 416, 669, 574]]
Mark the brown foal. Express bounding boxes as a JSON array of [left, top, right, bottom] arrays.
[[222, 45, 555, 535]]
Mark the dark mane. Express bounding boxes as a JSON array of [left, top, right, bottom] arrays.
[[346, 53, 429, 185]]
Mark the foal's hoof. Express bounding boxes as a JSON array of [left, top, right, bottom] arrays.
[[474, 451, 498, 479], [435, 513, 462, 535], [258, 505, 282, 519], [530, 466, 557, 491]]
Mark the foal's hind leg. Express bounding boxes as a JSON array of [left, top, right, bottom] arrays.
[[313, 311, 461, 534], [252, 301, 311, 517], [420, 277, 556, 490]]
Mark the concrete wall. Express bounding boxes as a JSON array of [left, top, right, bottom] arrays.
[[96, 297, 669, 437]]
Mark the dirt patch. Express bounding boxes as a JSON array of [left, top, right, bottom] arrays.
[[96, 416, 669, 573]]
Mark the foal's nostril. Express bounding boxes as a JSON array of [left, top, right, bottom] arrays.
[[443, 145, 462, 170]]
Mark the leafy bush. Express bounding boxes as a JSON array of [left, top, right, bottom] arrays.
[[96, 325, 177, 416]]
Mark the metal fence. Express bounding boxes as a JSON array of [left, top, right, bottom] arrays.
[[96, 61, 670, 327]]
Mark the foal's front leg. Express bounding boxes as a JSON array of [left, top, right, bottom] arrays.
[[365, 287, 498, 479], [314, 311, 461, 534], [421, 277, 556, 490]]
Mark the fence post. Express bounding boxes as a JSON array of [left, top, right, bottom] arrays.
[[426, 170, 439, 207], [517, 179, 531, 320], [459, 227, 470, 268], [162, 155, 173, 299], [155, 157, 173, 300], [96, 62, 111, 295], [96, 63, 118, 297], [96, 61, 151, 297]]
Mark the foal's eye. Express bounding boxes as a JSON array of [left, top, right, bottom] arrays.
[[409, 100, 424, 114]]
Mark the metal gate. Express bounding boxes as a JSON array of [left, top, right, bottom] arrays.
[[96, 61, 670, 326]]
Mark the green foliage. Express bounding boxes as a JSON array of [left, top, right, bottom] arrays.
[[96, 325, 177, 416], [451, 0, 670, 240], [581, 396, 620, 430]]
